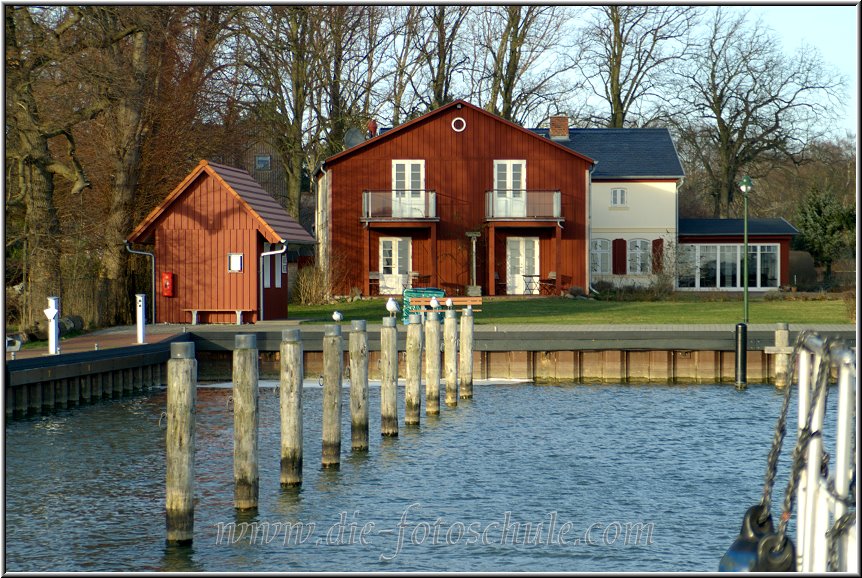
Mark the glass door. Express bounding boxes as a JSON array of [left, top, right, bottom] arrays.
[[506, 237, 539, 294], [379, 237, 411, 294], [494, 160, 526, 218]]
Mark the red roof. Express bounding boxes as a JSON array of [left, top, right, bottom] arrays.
[[128, 160, 315, 245], [317, 99, 595, 171]]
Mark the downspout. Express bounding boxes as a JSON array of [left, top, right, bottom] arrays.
[[125, 241, 155, 323], [587, 161, 598, 295], [259, 239, 288, 321]]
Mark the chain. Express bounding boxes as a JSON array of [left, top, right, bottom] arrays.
[[757, 330, 808, 523], [827, 511, 857, 571], [775, 337, 833, 546]]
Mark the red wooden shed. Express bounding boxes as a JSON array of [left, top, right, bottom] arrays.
[[127, 160, 315, 324]]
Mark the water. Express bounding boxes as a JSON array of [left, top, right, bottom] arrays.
[[4, 382, 834, 572]]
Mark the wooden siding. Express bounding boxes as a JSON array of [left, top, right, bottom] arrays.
[[326, 104, 591, 295]]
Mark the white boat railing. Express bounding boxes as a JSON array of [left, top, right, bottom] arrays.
[[720, 332, 856, 572], [794, 334, 856, 573]]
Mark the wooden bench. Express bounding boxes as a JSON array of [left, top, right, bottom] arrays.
[[410, 296, 483, 312], [181, 308, 250, 325]]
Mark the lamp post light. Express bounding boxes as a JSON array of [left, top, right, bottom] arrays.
[[738, 176, 753, 324]]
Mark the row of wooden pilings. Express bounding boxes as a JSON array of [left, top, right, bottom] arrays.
[[166, 309, 474, 544]]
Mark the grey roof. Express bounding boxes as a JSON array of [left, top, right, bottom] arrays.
[[530, 127, 684, 179], [678, 218, 799, 237], [208, 161, 316, 245]]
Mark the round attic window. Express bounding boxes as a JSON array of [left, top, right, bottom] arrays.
[[451, 117, 466, 132]]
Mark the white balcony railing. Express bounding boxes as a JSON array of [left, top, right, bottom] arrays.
[[485, 190, 561, 220], [362, 190, 437, 220]]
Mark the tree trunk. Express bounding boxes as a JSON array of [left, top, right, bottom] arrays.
[[101, 29, 148, 326]]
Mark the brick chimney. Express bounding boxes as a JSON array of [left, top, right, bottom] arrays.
[[549, 115, 569, 141]]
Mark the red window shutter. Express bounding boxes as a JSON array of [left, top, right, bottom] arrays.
[[612, 238, 626, 275], [652, 238, 664, 274]]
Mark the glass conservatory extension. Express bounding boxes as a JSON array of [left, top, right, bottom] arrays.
[[677, 243, 779, 290]]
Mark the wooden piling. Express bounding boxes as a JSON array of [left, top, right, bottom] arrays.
[[280, 329, 303, 486], [349, 320, 369, 450], [380, 317, 399, 436], [425, 312, 441, 415], [28, 383, 41, 415], [405, 313, 423, 425], [69, 377, 80, 406], [459, 308, 474, 399], [444, 309, 458, 407], [166, 341, 196, 545], [233, 334, 259, 510], [322, 325, 343, 469], [54, 380, 68, 409], [774, 323, 790, 388]]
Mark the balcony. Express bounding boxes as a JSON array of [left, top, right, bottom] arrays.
[[485, 190, 561, 220], [361, 190, 438, 222]]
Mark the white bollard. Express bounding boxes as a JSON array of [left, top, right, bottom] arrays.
[[44, 296, 60, 355], [136, 293, 147, 344]]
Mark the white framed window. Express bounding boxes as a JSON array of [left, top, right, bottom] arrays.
[[611, 188, 627, 207], [493, 160, 527, 218], [590, 239, 611, 274], [677, 243, 780, 290], [627, 239, 650, 275], [392, 160, 425, 218], [228, 253, 243, 273], [255, 155, 271, 171]]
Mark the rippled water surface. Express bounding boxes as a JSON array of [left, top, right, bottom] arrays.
[[5, 382, 832, 572]]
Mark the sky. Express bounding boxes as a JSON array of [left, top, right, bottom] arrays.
[[724, 4, 859, 139]]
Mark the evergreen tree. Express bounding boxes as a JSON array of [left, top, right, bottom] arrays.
[[795, 188, 853, 281]]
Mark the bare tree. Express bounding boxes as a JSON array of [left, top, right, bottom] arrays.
[[5, 6, 132, 331], [470, 6, 580, 125], [578, 6, 698, 128], [237, 6, 316, 219], [669, 8, 844, 217], [380, 6, 424, 125], [415, 6, 470, 111]]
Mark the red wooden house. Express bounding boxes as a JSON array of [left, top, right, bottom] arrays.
[[127, 160, 315, 324], [314, 100, 595, 297]]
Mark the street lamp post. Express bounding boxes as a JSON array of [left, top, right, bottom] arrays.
[[735, 175, 753, 389], [738, 176, 752, 324]]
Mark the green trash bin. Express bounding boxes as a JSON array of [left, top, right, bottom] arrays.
[[402, 287, 445, 324]]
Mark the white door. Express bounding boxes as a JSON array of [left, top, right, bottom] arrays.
[[506, 237, 539, 294], [494, 160, 526, 218], [379, 237, 412, 294], [392, 160, 425, 218]]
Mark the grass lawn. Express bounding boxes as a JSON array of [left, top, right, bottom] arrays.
[[287, 295, 854, 325]]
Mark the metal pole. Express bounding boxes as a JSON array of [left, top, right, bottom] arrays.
[[743, 192, 749, 324], [734, 323, 747, 389]]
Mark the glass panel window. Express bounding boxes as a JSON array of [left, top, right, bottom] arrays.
[[719, 245, 739, 288], [747, 245, 758, 289], [627, 239, 650, 275], [255, 155, 271, 171], [228, 253, 243, 273], [699, 246, 717, 288], [611, 188, 627, 207], [381, 240, 394, 274], [760, 245, 779, 288], [591, 239, 611, 275], [677, 245, 697, 287]]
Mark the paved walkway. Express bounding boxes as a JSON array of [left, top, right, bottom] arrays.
[[6, 321, 856, 362]]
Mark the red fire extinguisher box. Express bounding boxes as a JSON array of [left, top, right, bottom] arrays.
[[161, 271, 174, 297]]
